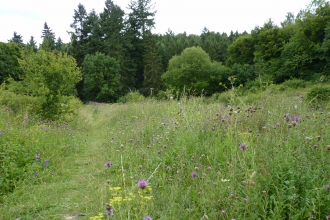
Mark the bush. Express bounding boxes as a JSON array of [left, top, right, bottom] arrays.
[[117, 91, 145, 103], [307, 86, 330, 107], [282, 79, 310, 89]]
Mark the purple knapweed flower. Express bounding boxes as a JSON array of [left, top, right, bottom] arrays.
[[144, 216, 152, 220], [192, 172, 197, 178], [137, 180, 148, 190], [240, 144, 246, 150], [221, 210, 226, 214], [326, 185, 330, 190], [284, 115, 291, 122], [243, 198, 247, 202], [104, 161, 112, 167], [43, 160, 49, 166], [293, 116, 300, 121], [15, 218, 20, 220], [166, 166, 171, 170], [207, 166, 211, 171]]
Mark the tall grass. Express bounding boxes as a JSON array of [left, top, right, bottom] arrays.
[[1, 87, 330, 219]]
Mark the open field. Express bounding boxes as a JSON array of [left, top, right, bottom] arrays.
[[1, 87, 330, 219]]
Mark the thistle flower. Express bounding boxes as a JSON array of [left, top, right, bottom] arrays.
[[284, 115, 291, 122], [137, 180, 148, 190], [104, 161, 112, 167], [43, 160, 49, 166], [293, 116, 300, 121], [192, 172, 197, 178], [144, 216, 152, 220], [240, 144, 246, 150]]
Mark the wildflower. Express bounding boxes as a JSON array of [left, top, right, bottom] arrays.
[[144, 216, 152, 220], [293, 116, 300, 121], [313, 144, 317, 149], [221, 210, 226, 214], [242, 180, 248, 185], [192, 172, 197, 178], [43, 160, 49, 166], [243, 198, 247, 202], [137, 180, 148, 190], [207, 166, 211, 171], [36, 154, 40, 160], [284, 115, 291, 122], [230, 193, 234, 198], [262, 190, 266, 195], [106, 204, 113, 216], [166, 166, 171, 170], [24, 115, 29, 120], [240, 144, 246, 150], [326, 185, 330, 190], [104, 161, 112, 167]]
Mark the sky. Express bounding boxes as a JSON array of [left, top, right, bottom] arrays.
[[0, 0, 312, 44]]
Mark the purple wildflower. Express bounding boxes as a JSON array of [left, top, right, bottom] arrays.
[[106, 204, 114, 216], [43, 160, 49, 166], [207, 166, 211, 171], [243, 198, 247, 202], [104, 161, 112, 167], [24, 115, 29, 120], [293, 116, 300, 121], [240, 144, 246, 150], [144, 216, 152, 220], [36, 154, 40, 160], [221, 210, 226, 214], [166, 166, 171, 170], [192, 172, 197, 178], [284, 115, 291, 122], [137, 180, 148, 190], [326, 185, 330, 190]]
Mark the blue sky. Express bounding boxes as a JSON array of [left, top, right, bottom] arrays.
[[0, 0, 312, 44]]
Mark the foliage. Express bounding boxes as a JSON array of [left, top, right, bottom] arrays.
[[162, 46, 223, 94], [82, 53, 121, 102], [307, 85, 330, 107], [141, 31, 164, 96], [6, 50, 82, 119], [0, 42, 23, 83], [117, 91, 145, 103], [226, 35, 255, 66], [8, 32, 24, 48]]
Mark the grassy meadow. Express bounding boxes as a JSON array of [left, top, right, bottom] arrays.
[[1, 85, 330, 219]]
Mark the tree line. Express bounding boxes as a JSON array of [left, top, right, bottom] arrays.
[[1, 0, 330, 105]]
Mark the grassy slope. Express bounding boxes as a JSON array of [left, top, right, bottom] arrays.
[[1, 87, 330, 219]]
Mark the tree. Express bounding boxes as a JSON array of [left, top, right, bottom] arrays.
[[40, 22, 56, 51], [82, 53, 122, 102], [100, 0, 136, 94], [15, 50, 82, 119], [26, 36, 38, 52], [162, 46, 223, 94], [226, 35, 255, 66], [141, 31, 163, 96], [0, 42, 23, 83], [8, 32, 24, 47], [127, 0, 157, 88]]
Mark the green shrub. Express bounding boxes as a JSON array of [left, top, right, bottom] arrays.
[[117, 91, 145, 103], [282, 78, 310, 89], [307, 86, 330, 107], [0, 89, 42, 115]]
